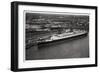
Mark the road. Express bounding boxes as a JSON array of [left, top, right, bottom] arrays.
[[26, 34, 89, 60]]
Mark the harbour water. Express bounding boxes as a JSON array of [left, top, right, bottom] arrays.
[[26, 34, 89, 60]]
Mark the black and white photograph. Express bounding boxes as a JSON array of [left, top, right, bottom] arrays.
[[25, 12, 89, 60], [11, 1, 97, 71]]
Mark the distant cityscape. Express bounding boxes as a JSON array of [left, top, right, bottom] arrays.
[[26, 13, 89, 31]]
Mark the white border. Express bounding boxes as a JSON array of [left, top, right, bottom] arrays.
[[18, 5, 95, 68]]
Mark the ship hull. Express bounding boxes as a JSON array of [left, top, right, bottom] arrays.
[[38, 32, 88, 47]]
